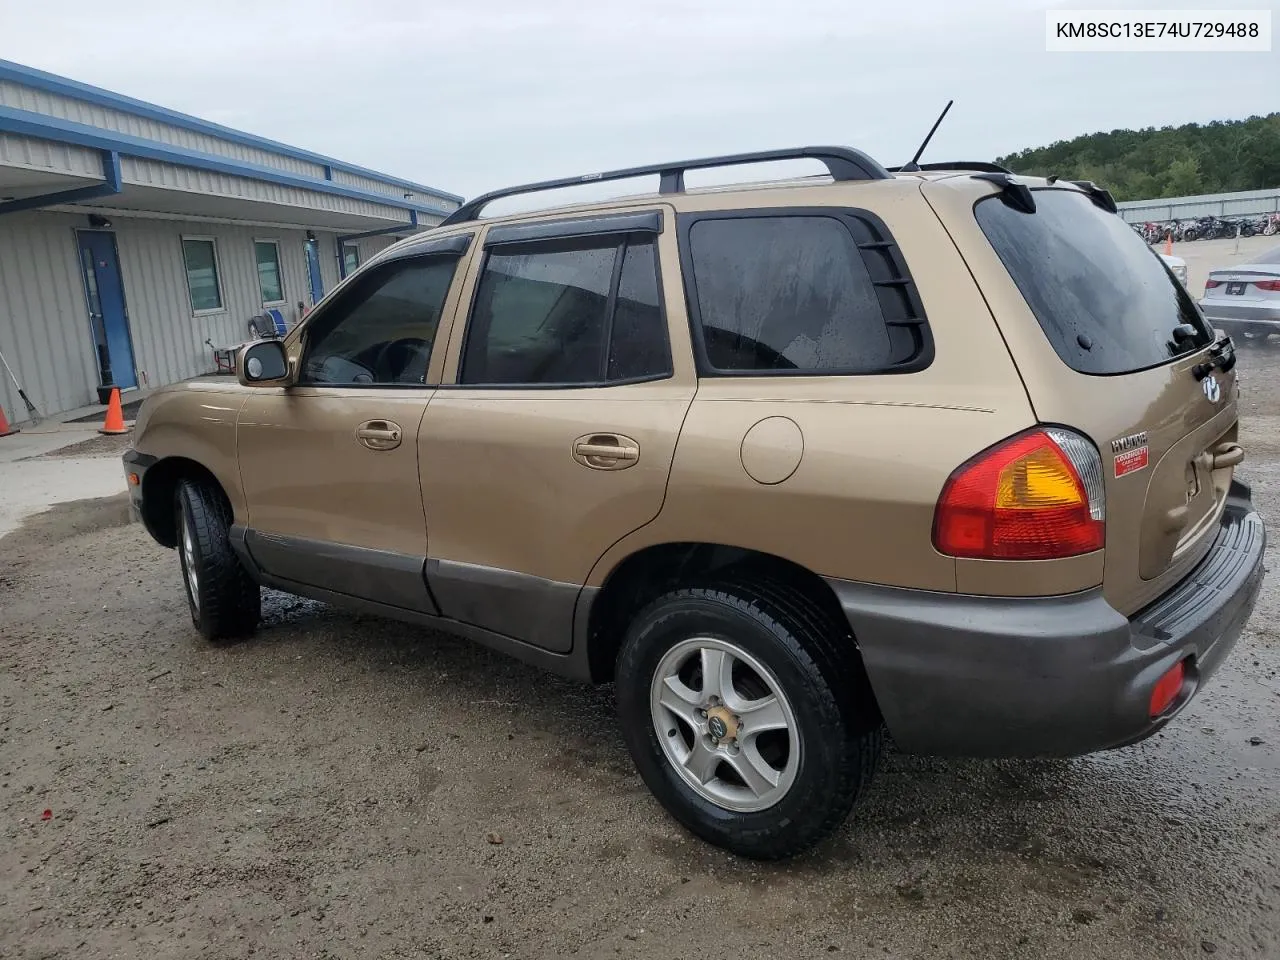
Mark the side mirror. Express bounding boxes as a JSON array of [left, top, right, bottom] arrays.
[[237, 339, 291, 386]]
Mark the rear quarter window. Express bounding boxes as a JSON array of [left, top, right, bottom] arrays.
[[680, 210, 931, 376], [975, 189, 1210, 376]]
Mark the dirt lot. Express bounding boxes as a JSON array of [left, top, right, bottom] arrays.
[[3, 350, 1280, 960]]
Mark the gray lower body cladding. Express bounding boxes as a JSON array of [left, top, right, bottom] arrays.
[[828, 479, 1265, 758], [245, 529, 440, 614], [225, 525, 598, 681]]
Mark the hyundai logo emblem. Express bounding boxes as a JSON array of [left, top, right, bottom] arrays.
[[1202, 375, 1221, 404]]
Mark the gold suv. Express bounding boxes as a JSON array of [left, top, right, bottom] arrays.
[[123, 148, 1266, 859]]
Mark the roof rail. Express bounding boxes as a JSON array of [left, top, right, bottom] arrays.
[[887, 160, 1013, 174], [440, 146, 892, 226]]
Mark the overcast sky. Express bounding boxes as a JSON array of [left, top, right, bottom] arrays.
[[0, 0, 1275, 200]]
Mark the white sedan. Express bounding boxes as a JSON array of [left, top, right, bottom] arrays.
[[1198, 244, 1280, 340]]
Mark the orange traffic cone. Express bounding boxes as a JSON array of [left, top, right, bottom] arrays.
[[0, 403, 18, 437], [1165, 233, 1173, 256], [99, 387, 128, 435]]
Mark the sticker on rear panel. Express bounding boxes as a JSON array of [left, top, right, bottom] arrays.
[[1114, 446, 1149, 478]]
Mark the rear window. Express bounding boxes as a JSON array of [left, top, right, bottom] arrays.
[[975, 189, 1211, 375]]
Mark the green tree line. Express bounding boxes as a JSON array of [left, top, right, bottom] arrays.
[[996, 113, 1280, 202]]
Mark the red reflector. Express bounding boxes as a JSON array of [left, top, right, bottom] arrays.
[[1204, 279, 1222, 289], [1255, 279, 1280, 292], [1149, 661, 1186, 718]]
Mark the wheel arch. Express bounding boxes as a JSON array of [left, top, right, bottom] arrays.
[[583, 542, 864, 688], [131, 389, 248, 548], [141, 456, 232, 548]]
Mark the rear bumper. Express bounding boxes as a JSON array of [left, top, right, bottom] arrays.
[[828, 479, 1266, 758]]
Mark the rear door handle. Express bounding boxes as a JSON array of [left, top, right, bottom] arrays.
[[356, 420, 403, 451], [573, 434, 639, 470]]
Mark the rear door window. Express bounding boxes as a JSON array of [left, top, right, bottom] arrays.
[[975, 189, 1211, 375], [460, 232, 670, 386]]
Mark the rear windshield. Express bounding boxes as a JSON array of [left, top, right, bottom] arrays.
[[975, 189, 1211, 375]]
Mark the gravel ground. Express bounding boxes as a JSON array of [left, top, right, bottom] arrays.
[[30, 433, 133, 460], [3, 350, 1280, 960]]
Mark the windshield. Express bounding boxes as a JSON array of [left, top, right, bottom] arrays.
[[975, 189, 1211, 376]]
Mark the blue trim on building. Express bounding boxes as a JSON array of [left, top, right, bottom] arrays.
[[0, 105, 450, 221], [0, 58, 463, 205], [0, 148, 121, 215]]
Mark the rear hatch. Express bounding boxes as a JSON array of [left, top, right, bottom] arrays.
[[924, 177, 1240, 614]]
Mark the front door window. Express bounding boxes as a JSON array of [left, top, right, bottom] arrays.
[[301, 254, 461, 386]]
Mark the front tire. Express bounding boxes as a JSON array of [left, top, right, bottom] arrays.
[[175, 479, 260, 641], [615, 580, 882, 860]]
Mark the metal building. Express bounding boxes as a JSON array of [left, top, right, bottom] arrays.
[[1117, 187, 1280, 224], [0, 59, 460, 421]]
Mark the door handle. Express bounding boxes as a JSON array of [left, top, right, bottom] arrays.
[[355, 420, 403, 451], [576, 442, 639, 460], [572, 434, 640, 470]]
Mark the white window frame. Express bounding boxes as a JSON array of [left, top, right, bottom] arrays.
[[253, 238, 287, 306], [342, 242, 360, 276], [180, 235, 227, 316]]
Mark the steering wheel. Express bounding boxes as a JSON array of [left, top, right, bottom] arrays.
[[372, 337, 431, 383]]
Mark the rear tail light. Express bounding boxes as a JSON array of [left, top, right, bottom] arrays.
[[933, 428, 1105, 560], [1255, 279, 1280, 292], [1204, 279, 1222, 289]]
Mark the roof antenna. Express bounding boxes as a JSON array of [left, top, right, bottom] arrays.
[[899, 100, 954, 172]]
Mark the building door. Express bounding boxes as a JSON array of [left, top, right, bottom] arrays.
[[304, 237, 325, 305], [77, 231, 137, 391]]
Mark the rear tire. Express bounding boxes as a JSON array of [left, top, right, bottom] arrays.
[[175, 479, 260, 641], [615, 580, 882, 860]]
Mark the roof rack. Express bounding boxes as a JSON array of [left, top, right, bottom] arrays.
[[439, 146, 892, 226], [887, 161, 1013, 174]]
